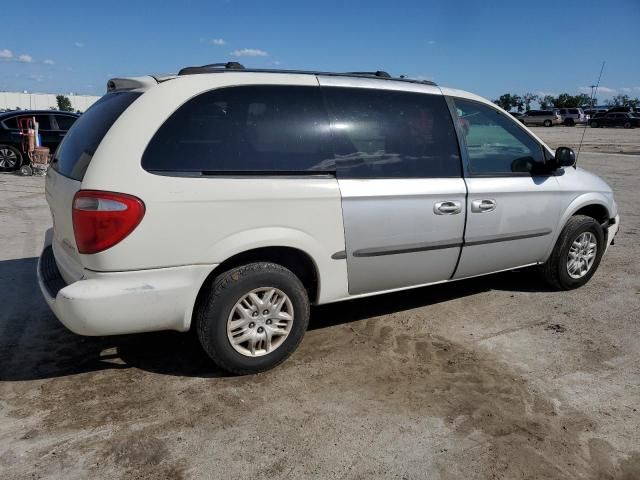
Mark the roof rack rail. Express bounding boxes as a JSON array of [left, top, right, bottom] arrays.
[[172, 66, 437, 86], [345, 71, 392, 79], [178, 62, 245, 75]]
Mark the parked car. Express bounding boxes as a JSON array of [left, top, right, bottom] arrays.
[[556, 108, 589, 126], [590, 112, 640, 128], [37, 63, 620, 374], [583, 108, 608, 117], [0, 110, 79, 171], [509, 111, 524, 119], [520, 109, 562, 127]]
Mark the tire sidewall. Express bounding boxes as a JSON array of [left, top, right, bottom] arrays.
[[556, 219, 605, 288], [198, 264, 309, 374]]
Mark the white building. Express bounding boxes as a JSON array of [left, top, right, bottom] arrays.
[[0, 91, 101, 112]]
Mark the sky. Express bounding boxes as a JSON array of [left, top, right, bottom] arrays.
[[1, 0, 639, 104]]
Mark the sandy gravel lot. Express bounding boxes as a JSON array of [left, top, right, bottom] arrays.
[[0, 128, 639, 479]]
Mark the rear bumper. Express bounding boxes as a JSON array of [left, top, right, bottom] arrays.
[[37, 231, 215, 336]]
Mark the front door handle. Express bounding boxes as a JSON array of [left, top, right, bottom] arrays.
[[434, 200, 462, 215], [471, 199, 497, 213]]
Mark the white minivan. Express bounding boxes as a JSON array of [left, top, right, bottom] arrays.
[[38, 63, 619, 374]]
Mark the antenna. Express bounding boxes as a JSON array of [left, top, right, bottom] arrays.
[[576, 61, 605, 164]]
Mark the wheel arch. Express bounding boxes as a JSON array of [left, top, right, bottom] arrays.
[[543, 195, 613, 262], [187, 245, 323, 331]]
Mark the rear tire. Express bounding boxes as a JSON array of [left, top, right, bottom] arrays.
[[196, 262, 310, 375], [623, 121, 632, 129], [590, 121, 599, 128], [544, 120, 552, 127], [0, 145, 22, 171], [540, 215, 605, 290], [564, 119, 575, 126]]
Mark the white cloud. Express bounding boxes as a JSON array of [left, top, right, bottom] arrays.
[[200, 37, 226, 45], [74, 42, 85, 48], [18, 54, 33, 63], [596, 86, 617, 94], [0, 49, 13, 59], [43, 59, 55, 65], [230, 48, 268, 57], [273, 60, 281, 66], [536, 91, 557, 97], [428, 40, 436, 45]]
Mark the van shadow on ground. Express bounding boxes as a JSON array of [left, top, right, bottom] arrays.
[[0, 256, 551, 382]]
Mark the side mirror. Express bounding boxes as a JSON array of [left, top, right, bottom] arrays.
[[554, 147, 576, 168]]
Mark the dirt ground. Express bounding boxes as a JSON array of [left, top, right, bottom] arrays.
[[1, 128, 639, 479]]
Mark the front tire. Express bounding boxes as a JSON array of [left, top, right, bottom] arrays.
[[540, 215, 605, 290], [196, 262, 310, 375], [544, 120, 552, 127], [623, 121, 632, 129], [0, 145, 22, 171]]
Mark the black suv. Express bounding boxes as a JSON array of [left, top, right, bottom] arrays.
[[0, 110, 79, 171], [590, 112, 640, 128]]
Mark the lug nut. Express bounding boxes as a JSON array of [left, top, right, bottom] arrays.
[[263, 310, 269, 315], [252, 312, 258, 317], [249, 322, 255, 328], [266, 319, 272, 325], [257, 327, 264, 333]]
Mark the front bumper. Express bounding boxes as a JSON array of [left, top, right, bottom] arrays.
[[37, 232, 215, 336], [605, 214, 620, 253]]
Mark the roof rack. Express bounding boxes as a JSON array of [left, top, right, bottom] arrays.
[[178, 62, 245, 75], [175, 62, 437, 86], [345, 71, 391, 79]]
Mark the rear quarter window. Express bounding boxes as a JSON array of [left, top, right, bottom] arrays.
[[142, 85, 333, 174], [51, 92, 140, 180]]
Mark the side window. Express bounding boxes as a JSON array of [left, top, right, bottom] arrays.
[[143, 85, 333, 173], [453, 98, 544, 175], [322, 87, 461, 178], [34, 115, 52, 130], [54, 115, 77, 130], [2, 117, 18, 130]]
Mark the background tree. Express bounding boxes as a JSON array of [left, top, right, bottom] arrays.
[[521, 93, 538, 111], [56, 95, 74, 112], [549, 93, 591, 108], [493, 93, 522, 111], [605, 94, 640, 107], [539, 95, 555, 110]]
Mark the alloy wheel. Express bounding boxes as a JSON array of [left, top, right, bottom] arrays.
[[566, 232, 597, 279], [0, 148, 18, 169], [226, 287, 294, 357]]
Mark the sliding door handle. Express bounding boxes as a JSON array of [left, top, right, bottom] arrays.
[[434, 201, 462, 215], [471, 199, 496, 213]]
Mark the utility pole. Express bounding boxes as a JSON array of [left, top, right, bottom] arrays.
[[589, 85, 597, 107]]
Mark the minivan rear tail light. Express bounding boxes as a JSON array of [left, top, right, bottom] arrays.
[[72, 190, 145, 254]]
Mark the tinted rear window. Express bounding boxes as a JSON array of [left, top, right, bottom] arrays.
[[142, 85, 333, 173], [51, 92, 141, 180]]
